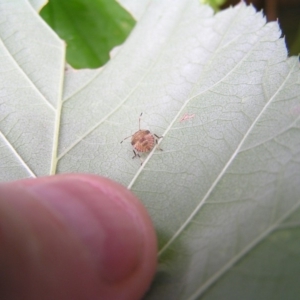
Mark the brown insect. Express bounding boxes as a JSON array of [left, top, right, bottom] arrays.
[[121, 113, 163, 164]]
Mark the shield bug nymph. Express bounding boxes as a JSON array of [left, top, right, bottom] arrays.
[[121, 113, 163, 164]]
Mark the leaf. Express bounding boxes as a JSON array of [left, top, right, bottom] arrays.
[[0, 0, 65, 181], [290, 22, 300, 56], [1, 0, 300, 299], [200, 0, 227, 11], [28, 0, 47, 11], [40, 0, 135, 68]]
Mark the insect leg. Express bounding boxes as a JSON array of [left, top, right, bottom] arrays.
[[154, 134, 163, 139], [132, 150, 137, 159], [132, 150, 144, 165], [154, 134, 163, 151]]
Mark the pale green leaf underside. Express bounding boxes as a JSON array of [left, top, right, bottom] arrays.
[[1, 0, 300, 299], [28, 0, 47, 12]]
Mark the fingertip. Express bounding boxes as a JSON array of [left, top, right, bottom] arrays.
[[0, 174, 157, 300]]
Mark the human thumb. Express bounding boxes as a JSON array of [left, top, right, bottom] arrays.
[[0, 174, 157, 300]]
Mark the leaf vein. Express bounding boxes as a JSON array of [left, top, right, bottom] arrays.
[[157, 48, 295, 257], [0, 130, 36, 177]]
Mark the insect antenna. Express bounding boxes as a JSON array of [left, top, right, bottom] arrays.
[[139, 112, 143, 130], [120, 135, 133, 143]]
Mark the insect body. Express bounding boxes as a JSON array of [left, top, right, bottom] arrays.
[[121, 113, 163, 164]]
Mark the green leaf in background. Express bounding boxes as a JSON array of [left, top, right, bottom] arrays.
[[200, 0, 226, 11], [1, 0, 300, 299], [40, 0, 135, 68], [290, 23, 300, 56]]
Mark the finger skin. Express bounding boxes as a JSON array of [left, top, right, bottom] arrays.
[[0, 174, 157, 300]]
